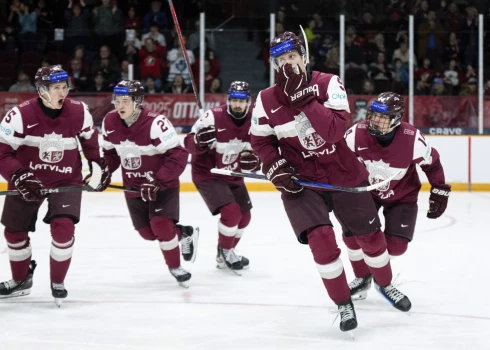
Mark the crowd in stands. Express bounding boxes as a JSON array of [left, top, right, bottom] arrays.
[[0, 0, 221, 93], [258, 0, 490, 96], [0, 0, 489, 97]]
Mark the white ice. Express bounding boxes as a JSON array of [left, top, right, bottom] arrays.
[[0, 191, 488, 350]]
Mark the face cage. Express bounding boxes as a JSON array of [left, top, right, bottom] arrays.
[[227, 99, 250, 120], [366, 110, 402, 136]]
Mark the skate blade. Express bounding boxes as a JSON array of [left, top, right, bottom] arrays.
[[189, 228, 199, 263], [351, 291, 368, 301], [0, 289, 31, 299], [348, 330, 355, 340], [54, 298, 63, 307], [216, 263, 242, 276], [178, 282, 189, 289]]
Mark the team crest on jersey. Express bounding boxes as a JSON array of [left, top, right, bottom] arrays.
[[119, 140, 141, 170], [222, 138, 242, 165], [39, 132, 64, 163], [366, 160, 392, 192], [294, 113, 326, 150]]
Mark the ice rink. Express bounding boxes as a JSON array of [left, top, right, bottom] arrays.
[[0, 191, 488, 349]]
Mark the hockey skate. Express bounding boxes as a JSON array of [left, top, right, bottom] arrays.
[[169, 266, 191, 288], [374, 280, 411, 312], [337, 298, 358, 335], [349, 274, 372, 300], [216, 247, 242, 275], [178, 225, 199, 263], [0, 260, 37, 299], [51, 282, 68, 307]]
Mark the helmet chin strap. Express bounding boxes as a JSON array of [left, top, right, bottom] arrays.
[[38, 87, 56, 109]]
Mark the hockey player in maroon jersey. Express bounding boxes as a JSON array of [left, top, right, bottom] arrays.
[[0, 65, 111, 305], [101, 80, 199, 287], [184, 81, 260, 271], [250, 32, 412, 332], [344, 92, 450, 300]]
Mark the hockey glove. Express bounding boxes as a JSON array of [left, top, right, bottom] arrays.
[[239, 151, 261, 172], [140, 173, 159, 202], [275, 63, 316, 108], [11, 170, 45, 202], [84, 158, 111, 192], [265, 158, 303, 194], [194, 126, 216, 150], [427, 184, 451, 219]]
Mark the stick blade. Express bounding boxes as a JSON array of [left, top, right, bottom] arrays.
[[210, 168, 233, 176]]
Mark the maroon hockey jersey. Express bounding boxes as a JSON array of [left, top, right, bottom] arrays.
[[102, 108, 188, 198], [250, 71, 368, 188], [184, 104, 253, 186], [0, 98, 101, 188], [345, 121, 446, 203]]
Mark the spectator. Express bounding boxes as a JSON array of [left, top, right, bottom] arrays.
[[167, 44, 195, 86], [444, 32, 461, 63], [207, 77, 222, 93], [139, 38, 166, 89], [142, 22, 166, 47], [417, 11, 445, 70], [361, 79, 376, 95], [144, 75, 161, 94], [87, 71, 110, 92], [124, 6, 143, 31], [93, 0, 124, 58], [415, 57, 436, 82], [392, 41, 415, 66], [18, 3, 38, 52], [35, 0, 54, 49], [8, 70, 36, 92], [67, 58, 89, 92], [430, 77, 450, 96], [303, 18, 318, 45], [443, 59, 462, 95], [165, 74, 191, 94], [459, 77, 478, 96], [143, 0, 169, 32], [92, 45, 120, 75], [65, 0, 91, 53]]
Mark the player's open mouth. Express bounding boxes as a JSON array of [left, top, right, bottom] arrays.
[[58, 99, 63, 105]]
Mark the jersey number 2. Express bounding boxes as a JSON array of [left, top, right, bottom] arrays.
[[157, 120, 168, 133]]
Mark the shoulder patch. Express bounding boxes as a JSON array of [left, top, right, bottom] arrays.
[[70, 100, 81, 105], [147, 111, 160, 118], [19, 101, 30, 108], [404, 129, 414, 135]]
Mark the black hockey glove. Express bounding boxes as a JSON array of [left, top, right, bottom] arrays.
[[265, 158, 303, 194], [427, 184, 451, 219], [11, 170, 46, 202]]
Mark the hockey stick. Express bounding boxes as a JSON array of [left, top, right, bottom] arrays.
[[167, 0, 204, 118], [299, 25, 310, 65], [107, 184, 140, 193], [0, 163, 103, 196], [210, 168, 403, 193]]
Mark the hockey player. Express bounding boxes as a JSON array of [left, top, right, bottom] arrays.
[[101, 80, 198, 288], [344, 92, 450, 300], [0, 65, 111, 305], [184, 81, 260, 271], [250, 32, 411, 332]]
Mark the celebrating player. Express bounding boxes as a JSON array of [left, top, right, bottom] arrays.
[[344, 92, 450, 299], [0, 65, 111, 306], [101, 80, 199, 288], [184, 81, 260, 272], [250, 32, 411, 332]]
